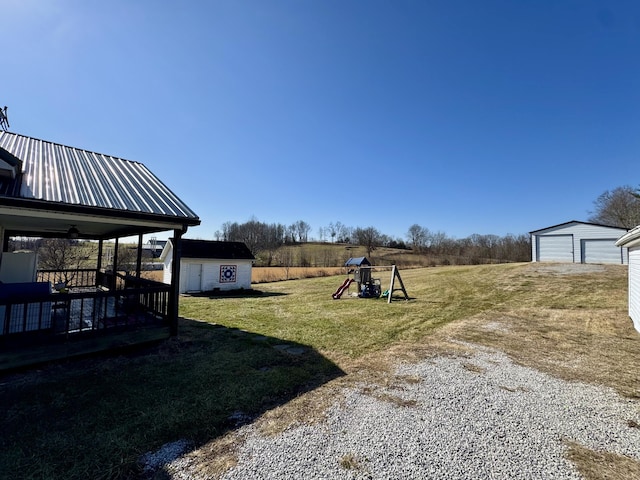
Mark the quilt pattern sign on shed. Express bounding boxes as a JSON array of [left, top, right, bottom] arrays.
[[220, 265, 237, 283]]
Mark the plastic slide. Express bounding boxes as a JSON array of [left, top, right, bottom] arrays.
[[332, 278, 354, 299]]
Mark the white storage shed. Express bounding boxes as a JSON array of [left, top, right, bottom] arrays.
[[161, 239, 254, 293], [616, 226, 640, 333], [530, 221, 628, 264]]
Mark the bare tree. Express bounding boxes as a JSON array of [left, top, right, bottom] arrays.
[[336, 223, 351, 243], [328, 222, 337, 243], [285, 224, 296, 244], [117, 245, 142, 275], [38, 239, 93, 285], [276, 247, 295, 280], [589, 185, 640, 228], [222, 218, 286, 255], [293, 220, 311, 243], [429, 231, 448, 255], [406, 224, 429, 253], [353, 226, 381, 258]]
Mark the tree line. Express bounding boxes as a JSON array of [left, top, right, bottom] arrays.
[[8, 184, 637, 271], [216, 219, 531, 265]]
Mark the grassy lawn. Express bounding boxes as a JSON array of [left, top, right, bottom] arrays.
[[1, 263, 638, 479]]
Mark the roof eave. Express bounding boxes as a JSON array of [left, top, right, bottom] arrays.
[[530, 220, 629, 235], [616, 226, 640, 248]]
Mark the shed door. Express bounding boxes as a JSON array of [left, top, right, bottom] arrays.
[[581, 239, 623, 264], [186, 263, 202, 292], [537, 234, 573, 262]]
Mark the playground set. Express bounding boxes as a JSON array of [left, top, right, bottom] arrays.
[[332, 257, 409, 303]]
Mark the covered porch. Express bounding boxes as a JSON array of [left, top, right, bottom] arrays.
[[0, 131, 200, 370], [1, 265, 172, 370]]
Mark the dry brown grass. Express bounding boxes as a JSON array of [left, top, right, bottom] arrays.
[[566, 442, 640, 480], [140, 270, 164, 282], [252, 266, 345, 283]]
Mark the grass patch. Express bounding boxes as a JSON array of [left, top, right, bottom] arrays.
[[339, 452, 362, 470], [566, 442, 640, 480], [1, 262, 637, 479]]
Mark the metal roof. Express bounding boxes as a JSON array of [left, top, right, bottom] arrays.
[[529, 220, 628, 235], [0, 131, 199, 221]]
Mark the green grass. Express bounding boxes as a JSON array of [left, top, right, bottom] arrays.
[[0, 263, 632, 479], [180, 263, 543, 358]]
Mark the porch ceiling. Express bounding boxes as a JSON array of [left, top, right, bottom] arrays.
[[1, 204, 190, 240]]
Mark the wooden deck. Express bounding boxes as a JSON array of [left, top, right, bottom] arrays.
[[0, 270, 174, 372], [0, 325, 170, 372]]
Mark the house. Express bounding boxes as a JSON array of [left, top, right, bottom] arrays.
[[141, 239, 167, 258], [530, 221, 628, 264], [161, 239, 254, 293], [0, 131, 200, 369], [616, 225, 640, 333]]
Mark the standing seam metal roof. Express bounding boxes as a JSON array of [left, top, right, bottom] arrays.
[[0, 131, 199, 220]]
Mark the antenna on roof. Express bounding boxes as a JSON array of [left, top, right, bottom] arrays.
[[0, 106, 9, 131]]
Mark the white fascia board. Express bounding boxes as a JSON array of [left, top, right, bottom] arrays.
[[616, 225, 640, 248]]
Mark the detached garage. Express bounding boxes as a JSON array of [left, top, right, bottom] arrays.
[[530, 221, 628, 264], [161, 239, 255, 293], [616, 225, 640, 333]]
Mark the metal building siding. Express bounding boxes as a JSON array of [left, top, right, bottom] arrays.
[[532, 221, 628, 263], [629, 247, 640, 333], [0, 131, 198, 220]]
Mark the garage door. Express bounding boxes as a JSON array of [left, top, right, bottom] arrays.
[[581, 239, 623, 264], [537, 235, 573, 262]]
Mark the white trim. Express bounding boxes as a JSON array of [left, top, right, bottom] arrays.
[[616, 225, 640, 249]]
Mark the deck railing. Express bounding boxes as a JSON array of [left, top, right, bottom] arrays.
[[38, 268, 98, 289], [1, 272, 171, 346]]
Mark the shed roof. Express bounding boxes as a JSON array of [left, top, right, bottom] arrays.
[[345, 256, 371, 266], [163, 239, 255, 260]]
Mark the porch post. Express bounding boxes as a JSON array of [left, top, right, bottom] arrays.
[[97, 239, 103, 271], [113, 237, 119, 273], [96, 239, 104, 287], [136, 234, 143, 279], [112, 238, 119, 290], [0, 226, 4, 272], [169, 229, 183, 336]]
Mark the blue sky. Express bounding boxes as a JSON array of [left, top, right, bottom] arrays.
[[3, 0, 640, 241]]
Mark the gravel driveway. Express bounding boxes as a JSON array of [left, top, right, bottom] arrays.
[[166, 343, 640, 479]]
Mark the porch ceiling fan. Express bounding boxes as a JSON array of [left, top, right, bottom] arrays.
[[67, 225, 80, 239]]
